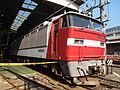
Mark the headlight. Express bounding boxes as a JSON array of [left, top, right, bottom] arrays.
[[100, 42, 104, 46], [74, 39, 84, 45]]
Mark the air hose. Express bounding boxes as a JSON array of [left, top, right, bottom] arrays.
[[77, 67, 88, 81]]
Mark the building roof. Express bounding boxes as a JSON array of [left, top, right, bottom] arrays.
[[0, 0, 85, 36], [106, 26, 120, 35]]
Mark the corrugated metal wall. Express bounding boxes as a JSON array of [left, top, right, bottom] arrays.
[[19, 24, 49, 49]]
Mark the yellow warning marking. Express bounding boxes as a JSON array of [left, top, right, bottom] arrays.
[[0, 62, 57, 66]]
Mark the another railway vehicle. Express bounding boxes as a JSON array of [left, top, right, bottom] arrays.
[[10, 12, 106, 85]]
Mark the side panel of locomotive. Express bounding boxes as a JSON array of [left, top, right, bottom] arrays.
[[11, 22, 52, 58]]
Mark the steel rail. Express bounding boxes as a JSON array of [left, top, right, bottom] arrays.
[[0, 73, 20, 90], [111, 64, 120, 68], [3, 68, 55, 90], [97, 76, 120, 89]]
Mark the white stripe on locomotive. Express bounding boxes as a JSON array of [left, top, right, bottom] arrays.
[[67, 38, 105, 48]]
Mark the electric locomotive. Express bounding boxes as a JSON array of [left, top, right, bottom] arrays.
[[10, 12, 106, 85]]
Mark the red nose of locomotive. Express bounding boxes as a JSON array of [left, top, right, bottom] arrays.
[[64, 28, 106, 61]]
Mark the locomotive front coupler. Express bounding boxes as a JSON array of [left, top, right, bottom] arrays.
[[87, 65, 104, 75]]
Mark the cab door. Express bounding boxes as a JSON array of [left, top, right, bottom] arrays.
[[47, 19, 61, 60], [53, 22, 59, 58]]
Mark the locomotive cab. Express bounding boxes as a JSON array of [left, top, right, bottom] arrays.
[[48, 12, 105, 61]]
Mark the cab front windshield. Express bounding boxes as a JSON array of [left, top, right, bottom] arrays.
[[62, 14, 103, 31]]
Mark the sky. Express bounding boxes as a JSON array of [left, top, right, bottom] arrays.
[[106, 0, 120, 29], [80, 0, 120, 29]]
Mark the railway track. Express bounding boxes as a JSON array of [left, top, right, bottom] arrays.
[[2, 63, 120, 90], [88, 64, 120, 90], [0, 66, 88, 90], [0, 67, 56, 90], [3, 65, 119, 90], [3, 59, 117, 90], [0, 67, 72, 90], [0, 59, 94, 90], [97, 76, 120, 89]]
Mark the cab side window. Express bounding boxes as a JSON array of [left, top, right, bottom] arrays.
[[62, 16, 67, 27]]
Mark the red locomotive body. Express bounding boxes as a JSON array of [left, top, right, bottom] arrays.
[[10, 12, 106, 85]]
